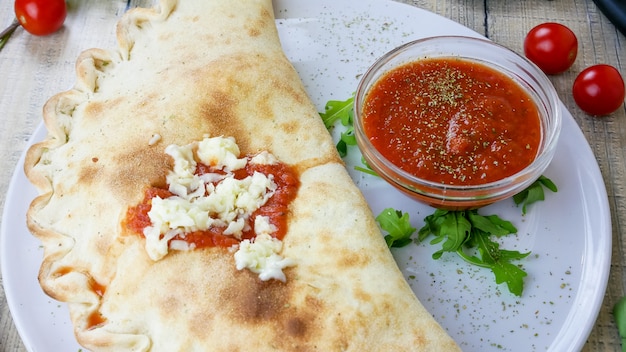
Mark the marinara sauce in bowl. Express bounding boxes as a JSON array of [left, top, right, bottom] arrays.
[[354, 36, 561, 209]]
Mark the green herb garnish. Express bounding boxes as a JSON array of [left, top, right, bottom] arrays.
[[614, 296, 626, 352], [376, 208, 416, 248], [319, 96, 378, 173], [513, 175, 558, 214], [418, 209, 530, 296], [354, 156, 378, 176], [319, 96, 354, 129], [319, 96, 356, 157]]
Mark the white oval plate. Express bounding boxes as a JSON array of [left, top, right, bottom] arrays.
[[2, 0, 611, 351]]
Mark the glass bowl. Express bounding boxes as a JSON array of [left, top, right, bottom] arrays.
[[353, 36, 562, 210]]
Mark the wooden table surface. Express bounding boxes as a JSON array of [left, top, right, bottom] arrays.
[[0, 0, 624, 351]]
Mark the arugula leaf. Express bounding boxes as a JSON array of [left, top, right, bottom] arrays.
[[513, 175, 558, 215], [376, 208, 416, 248], [336, 139, 348, 158], [319, 96, 354, 129], [336, 126, 357, 157], [319, 96, 358, 158], [418, 209, 529, 296], [467, 210, 517, 237], [418, 209, 447, 237], [319, 96, 376, 172], [435, 211, 471, 257], [470, 228, 529, 296], [490, 260, 528, 297]]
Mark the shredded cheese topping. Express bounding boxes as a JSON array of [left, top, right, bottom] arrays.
[[143, 136, 294, 281]]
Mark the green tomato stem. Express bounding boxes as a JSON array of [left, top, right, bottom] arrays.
[[0, 19, 20, 52]]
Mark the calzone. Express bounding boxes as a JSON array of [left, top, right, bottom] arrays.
[[24, 0, 460, 350]]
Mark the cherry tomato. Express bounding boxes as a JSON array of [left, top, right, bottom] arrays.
[[14, 0, 67, 36], [573, 64, 625, 116], [524, 22, 578, 75]]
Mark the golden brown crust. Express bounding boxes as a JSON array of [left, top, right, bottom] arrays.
[[24, 0, 460, 350]]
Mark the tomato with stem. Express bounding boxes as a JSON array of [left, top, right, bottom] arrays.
[[524, 22, 578, 75], [14, 0, 67, 36], [0, 0, 67, 51]]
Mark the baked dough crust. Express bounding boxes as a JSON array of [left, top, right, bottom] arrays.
[[24, 0, 461, 350]]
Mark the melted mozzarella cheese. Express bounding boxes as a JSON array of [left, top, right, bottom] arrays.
[[197, 136, 247, 172], [250, 151, 278, 165], [143, 136, 293, 281], [148, 133, 162, 145], [234, 232, 294, 282], [164, 143, 199, 198]]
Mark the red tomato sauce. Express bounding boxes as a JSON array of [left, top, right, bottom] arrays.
[[54, 267, 108, 329], [362, 58, 541, 185], [87, 311, 106, 330], [86, 280, 107, 329], [124, 159, 299, 249]]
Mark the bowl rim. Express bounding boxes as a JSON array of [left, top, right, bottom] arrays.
[[353, 35, 562, 201]]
